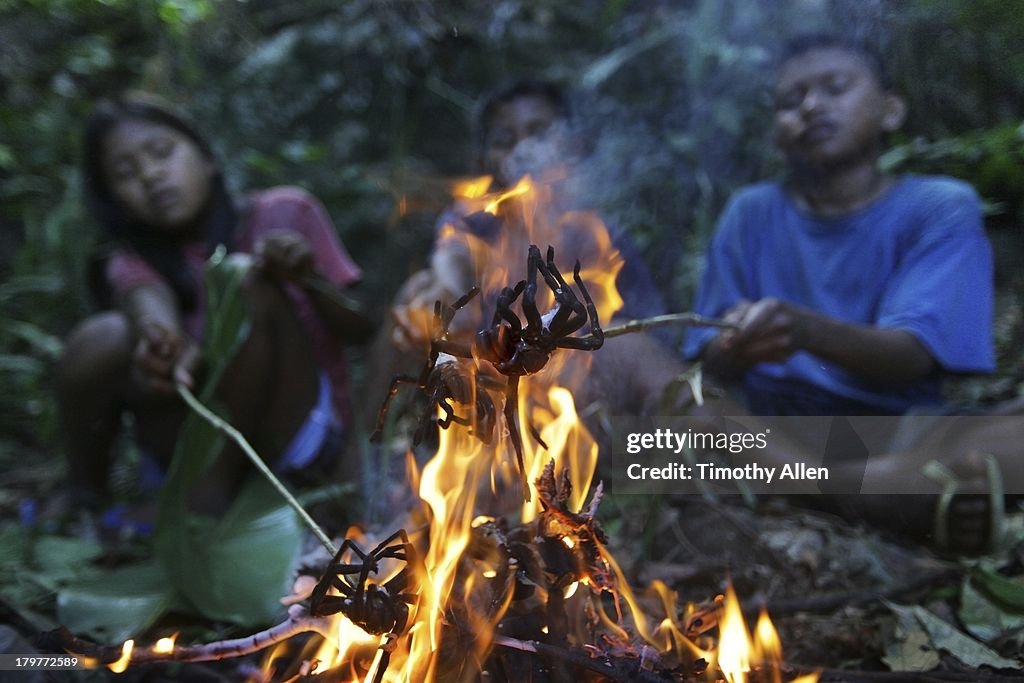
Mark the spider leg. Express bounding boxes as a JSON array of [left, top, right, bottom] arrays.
[[527, 420, 549, 450], [504, 376, 532, 502], [369, 530, 412, 564], [541, 246, 587, 336], [492, 281, 527, 333], [452, 286, 481, 312], [414, 396, 471, 442], [554, 260, 604, 350], [472, 373, 508, 445], [523, 246, 545, 335], [438, 287, 480, 336], [434, 398, 459, 429], [474, 385, 498, 444], [310, 539, 374, 614], [371, 375, 423, 442]]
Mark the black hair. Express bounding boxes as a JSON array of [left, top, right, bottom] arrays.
[[81, 94, 237, 311], [779, 33, 891, 89], [475, 79, 570, 153]]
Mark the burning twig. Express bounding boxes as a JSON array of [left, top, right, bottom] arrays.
[[51, 606, 334, 666]]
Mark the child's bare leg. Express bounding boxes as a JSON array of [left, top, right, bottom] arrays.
[[185, 276, 319, 514], [56, 311, 135, 507]]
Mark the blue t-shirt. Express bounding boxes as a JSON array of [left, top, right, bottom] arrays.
[[683, 176, 994, 415]]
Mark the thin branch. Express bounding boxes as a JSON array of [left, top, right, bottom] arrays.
[[176, 382, 337, 556], [603, 312, 737, 339], [53, 610, 334, 666]]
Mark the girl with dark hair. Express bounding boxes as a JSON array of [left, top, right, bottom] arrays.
[[58, 94, 372, 518]]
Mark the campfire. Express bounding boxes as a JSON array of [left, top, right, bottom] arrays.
[[55, 176, 818, 683]]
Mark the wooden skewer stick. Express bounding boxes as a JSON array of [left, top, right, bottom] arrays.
[[53, 608, 334, 666], [602, 312, 737, 339]]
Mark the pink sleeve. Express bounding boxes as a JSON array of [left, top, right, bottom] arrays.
[[245, 188, 362, 287], [106, 248, 166, 300]]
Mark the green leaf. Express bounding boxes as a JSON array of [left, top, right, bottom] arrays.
[[200, 479, 302, 623], [960, 576, 1024, 642], [155, 250, 299, 627], [0, 275, 64, 303], [32, 536, 104, 585], [0, 354, 46, 375], [885, 602, 1022, 670], [57, 562, 176, 643], [970, 567, 1024, 612], [0, 319, 64, 359], [157, 479, 301, 625]]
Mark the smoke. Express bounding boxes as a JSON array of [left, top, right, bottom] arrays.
[[557, 0, 902, 312]]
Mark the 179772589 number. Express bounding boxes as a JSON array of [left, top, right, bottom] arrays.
[[2, 655, 84, 670]]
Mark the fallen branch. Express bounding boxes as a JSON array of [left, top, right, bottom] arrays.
[[52, 607, 333, 666], [603, 312, 736, 339]]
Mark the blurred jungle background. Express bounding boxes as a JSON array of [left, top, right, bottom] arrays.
[[2, 0, 1024, 678]]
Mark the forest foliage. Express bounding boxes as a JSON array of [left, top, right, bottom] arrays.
[[2, 0, 1023, 528]]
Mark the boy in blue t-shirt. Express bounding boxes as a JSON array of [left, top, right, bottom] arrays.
[[684, 34, 994, 416]]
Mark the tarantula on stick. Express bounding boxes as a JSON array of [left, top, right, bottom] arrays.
[[308, 530, 419, 682], [373, 244, 604, 500]]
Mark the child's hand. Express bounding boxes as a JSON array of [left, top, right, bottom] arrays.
[[256, 231, 315, 282], [390, 270, 462, 352], [726, 298, 809, 365], [391, 304, 435, 352], [132, 321, 200, 396]]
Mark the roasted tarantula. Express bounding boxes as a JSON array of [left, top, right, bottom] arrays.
[[373, 244, 604, 500], [308, 530, 418, 681], [308, 530, 418, 634]]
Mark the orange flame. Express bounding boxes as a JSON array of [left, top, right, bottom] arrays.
[[451, 175, 494, 200], [108, 640, 133, 674], [153, 634, 176, 654], [718, 585, 752, 683], [261, 172, 810, 682], [715, 585, 817, 683]]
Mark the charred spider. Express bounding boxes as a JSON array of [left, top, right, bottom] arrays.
[[374, 244, 604, 501], [476, 244, 605, 374], [308, 529, 418, 637], [372, 288, 500, 446]]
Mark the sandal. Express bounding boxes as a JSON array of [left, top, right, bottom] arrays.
[[926, 454, 1005, 556]]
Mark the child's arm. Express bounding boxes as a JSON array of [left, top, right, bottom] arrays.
[[119, 280, 200, 394], [711, 297, 934, 387], [255, 230, 372, 343]]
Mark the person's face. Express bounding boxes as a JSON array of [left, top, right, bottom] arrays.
[[773, 48, 904, 169], [481, 95, 567, 188], [102, 119, 216, 232]]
